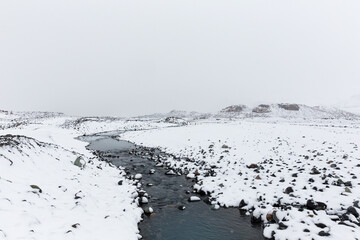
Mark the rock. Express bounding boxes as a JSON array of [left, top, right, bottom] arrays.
[[344, 181, 352, 187], [144, 207, 154, 215], [252, 104, 271, 113], [284, 187, 294, 194], [186, 173, 196, 179], [140, 197, 148, 204], [211, 204, 220, 210], [239, 199, 247, 209], [278, 103, 300, 111], [278, 222, 288, 230], [165, 170, 176, 175], [345, 187, 352, 193], [347, 206, 359, 218], [315, 223, 327, 229], [250, 213, 262, 224], [71, 223, 80, 228], [220, 105, 246, 113], [198, 189, 207, 196], [221, 144, 229, 149], [273, 211, 280, 223], [247, 164, 258, 169], [266, 213, 274, 222], [318, 231, 330, 236], [118, 180, 123, 185], [30, 185, 42, 193], [255, 175, 261, 180], [134, 174, 142, 180], [310, 168, 320, 175], [74, 156, 86, 168], [178, 205, 186, 210], [203, 197, 212, 204], [306, 200, 327, 211], [188, 196, 201, 202]]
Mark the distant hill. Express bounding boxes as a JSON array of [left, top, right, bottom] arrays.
[[137, 103, 359, 121], [215, 103, 359, 120]]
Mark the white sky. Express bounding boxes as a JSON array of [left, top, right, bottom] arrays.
[[1, 0, 359, 116]]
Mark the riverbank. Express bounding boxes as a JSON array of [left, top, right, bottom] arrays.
[[86, 136, 263, 240], [0, 115, 172, 240], [121, 120, 360, 239]]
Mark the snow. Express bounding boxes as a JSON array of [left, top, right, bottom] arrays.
[[1, 107, 360, 239], [121, 119, 360, 239], [0, 134, 142, 240], [134, 174, 143, 180], [189, 196, 201, 202], [0, 113, 171, 240]]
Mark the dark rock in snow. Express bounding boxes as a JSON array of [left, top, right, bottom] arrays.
[[252, 104, 271, 113], [284, 187, 294, 194], [278, 104, 300, 111], [310, 168, 320, 175], [278, 222, 288, 230], [30, 185, 42, 193], [347, 206, 359, 218], [239, 199, 247, 209], [220, 105, 246, 113], [306, 200, 327, 211], [247, 164, 258, 169], [315, 223, 327, 229], [318, 231, 330, 236], [250, 213, 262, 224]]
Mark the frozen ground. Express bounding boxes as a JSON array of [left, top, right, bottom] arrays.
[[121, 119, 360, 239], [1, 105, 360, 240], [0, 112, 174, 240]]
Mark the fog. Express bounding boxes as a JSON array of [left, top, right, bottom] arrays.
[[1, 0, 359, 116]]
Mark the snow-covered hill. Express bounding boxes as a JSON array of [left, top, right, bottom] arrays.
[[136, 104, 359, 122], [338, 95, 360, 115], [216, 103, 359, 120], [0, 134, 141, 240], [138, 109, 211, 120]]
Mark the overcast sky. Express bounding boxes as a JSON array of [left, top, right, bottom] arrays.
[[1, 1, 359, 116]]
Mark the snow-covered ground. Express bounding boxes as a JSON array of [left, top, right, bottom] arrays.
[[0, 113, 174, 240], [1, 106, 360, 240], [121, 119, 360, 239]]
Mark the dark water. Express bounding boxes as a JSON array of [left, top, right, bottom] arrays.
[[84, 135, 264, 240]]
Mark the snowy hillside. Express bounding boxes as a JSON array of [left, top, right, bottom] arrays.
[[338, 95, 360, 115], [0, 134, 141, 240], [62, 116, 174, 135], [216, 103, 359, 120], [136, 104, 359, 122], [138, 110, 211, 120]]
